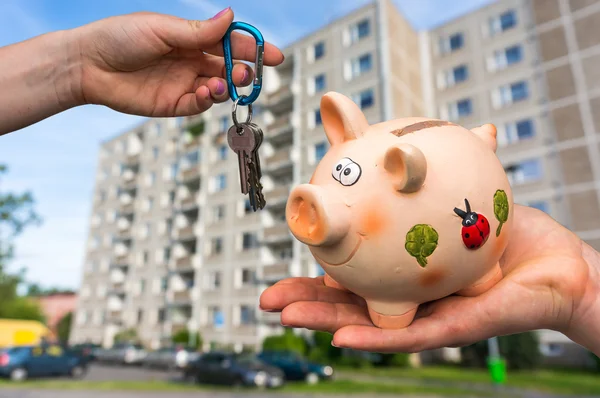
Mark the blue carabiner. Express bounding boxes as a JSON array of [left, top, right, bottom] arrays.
[[223, 22, 264, 106]]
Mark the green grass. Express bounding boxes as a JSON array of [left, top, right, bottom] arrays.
[[0, 378, 497, 397], [338, 365, 600, 396]]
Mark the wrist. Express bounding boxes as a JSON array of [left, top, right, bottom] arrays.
[[564, 241, 600, 356], [50, 28, 86, 109]]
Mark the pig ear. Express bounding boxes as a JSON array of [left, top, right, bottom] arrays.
[[383, 144, 427, 193], [471, 123, 497, 152], [320, 92, 369, 145]]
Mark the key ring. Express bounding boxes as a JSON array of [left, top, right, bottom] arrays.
[[223, 22, 264, 107], [231, 96, 253, 134]]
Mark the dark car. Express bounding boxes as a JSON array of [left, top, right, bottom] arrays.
[[69, 343, 101, 364], [183, 351, 284, 388], [0, 344, 87, 381], [257, 350, 334, 384]]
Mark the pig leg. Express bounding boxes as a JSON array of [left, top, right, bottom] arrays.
[[366, 301, 418, 329], [456, 262, 502, 297], [323, 273, 350, 292]]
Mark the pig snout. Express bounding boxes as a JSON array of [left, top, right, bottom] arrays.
[[286, 184, 350, 247]]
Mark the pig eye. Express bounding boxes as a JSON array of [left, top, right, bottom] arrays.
[[332, 158, 353, 181], [340, 162, 361, 186]]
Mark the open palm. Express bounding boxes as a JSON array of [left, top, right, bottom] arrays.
[[75, 9, 283, 116], [259, 205, 598, 353]]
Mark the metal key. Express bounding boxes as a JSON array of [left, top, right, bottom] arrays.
[[227, 124, 256, 195], [248, 122, 263, 179]]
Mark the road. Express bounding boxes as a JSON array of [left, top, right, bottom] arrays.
[[81, 363, 177, 382]]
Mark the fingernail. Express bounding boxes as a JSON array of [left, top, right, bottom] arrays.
[[211, 7, 230, 20], [331, 341, 339, 347], [242, 69, 249, 84], [215, 80, 225, 95]]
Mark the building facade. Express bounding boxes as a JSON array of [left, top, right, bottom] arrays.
[[70, 0, 600, 364]]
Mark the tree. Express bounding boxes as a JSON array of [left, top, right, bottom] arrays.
[[262, 328, 308, 356], [0, 164, 43, 322], [172, 329, 202, 350], [56, 312, 73, 343], [460, 332, 541, 370], [114, 328, 139, 344]]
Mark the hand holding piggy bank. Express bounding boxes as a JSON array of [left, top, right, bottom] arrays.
[[285, 91, 513, 329]]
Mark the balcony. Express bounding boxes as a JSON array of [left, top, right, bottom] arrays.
[[265, 116, 293, 145], [119, 194, 135, 215], [172, 256, 195, 272], [178, 164, 201, 184], [116, 217, 132, 238], [120, 169, 137, 190], [261, 262, 291, 284], [264, 185, 290, 211], [266, 85, 293, 113], [177, 192, 199, 211], [107, 296, 123, 312], [109, 282, 126, 295], [107, 311, 123, 325], [172, 290, 192, 304], [263, 223, 292, 245], [174, 225, 196, 242], [110, 269, 126, 284], [264, 149, 293, 177], [114, 243, 129, 259]]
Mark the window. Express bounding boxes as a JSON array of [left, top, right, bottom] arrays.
[[160, 277, 168, 292], [152, 146, 159, 160], [489, 44, 522, 72], [241, 269, 255, 286], [143, 251, 149, 264], [243, 199, 253, 214], [240, 305, 255, 324], [528, 200, 549, 214], [169, 191, 176, 205], [505, 158, 543, 185], [140, 279, 146, 294], [213, 205, 225, 222], [214, 174, 226, 192], [444, 98, 473, 120], [314, 74, 326, 92], [206, 271, 221, 290], [218, 145, 228, 161], [498, 119, 535, 147], [453, 65, 468, 83], [314, 41, 325, 60], [489, 10, 517, 36], [170, 163, 178, 180], [186, 150, 200, 165], [315, 142, 327, 162], [347, 53, 373, 80], [314, 109, 322, 126], [457, 99, 472, 117], [212, 307, 224, 327], [347, 19, 370, 45], [242, 232, 258, 250], [439, 32, 464, 54], [137, 309, 143, 323], [492, 80, 529, 108], [147, 171, 156, 186], [158, 308, 166, 323], [352, 88, 374, 109], [211, 237, 223, 255], [164, 247, 171, 262], [166, 218, 173, 236], [155, 122, 162, 136], [219, 116, 229, 132]]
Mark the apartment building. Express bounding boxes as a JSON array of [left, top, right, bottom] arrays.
[[71, 0, 600, 364]]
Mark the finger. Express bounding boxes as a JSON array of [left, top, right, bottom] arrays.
[[173, 85, 213, 116], [274, 276, 326, 286], [187, 54, 253, 86], [158, 10, 284, 66], [259, 281, 365, 311], [203, 32, 284, 66], [332, 279, 550, 353], [205, 77, 229, 103], [280, 302, 373, 334]]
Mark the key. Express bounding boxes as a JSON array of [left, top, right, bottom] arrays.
[[248, 122, 263, 179], [247, 156, 265, 211], [227, 124, 256, 195], [247, 123, 266, 210]]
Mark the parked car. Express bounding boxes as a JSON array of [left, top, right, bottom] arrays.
[[0, 344, 87, 381], [143, 345, 200, 370], [257, 350, 334, 384], [69, 343, 101, 364], [95, 343, 147, 365], [183, 351, 284, 388]]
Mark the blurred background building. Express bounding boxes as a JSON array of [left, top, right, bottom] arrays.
[[70, 0, 599, 367]]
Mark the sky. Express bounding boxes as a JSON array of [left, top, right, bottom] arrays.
[[0, 0, 494, 290]]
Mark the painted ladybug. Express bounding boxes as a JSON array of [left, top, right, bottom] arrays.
[[453, 198, 490, 250]]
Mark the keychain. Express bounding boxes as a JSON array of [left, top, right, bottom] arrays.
[[222, 22, 266, 212]]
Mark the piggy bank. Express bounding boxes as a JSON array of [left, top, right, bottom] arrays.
[[285, 91, 513, 329]]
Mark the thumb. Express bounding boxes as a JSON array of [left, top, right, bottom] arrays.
[[157, 7, 234, 49]]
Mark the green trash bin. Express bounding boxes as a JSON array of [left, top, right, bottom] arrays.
[[487, 356, 506, 384]]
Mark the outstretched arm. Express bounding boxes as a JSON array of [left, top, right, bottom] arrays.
[[0, 8, 284, 136], [0, 30, 80, 135]]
